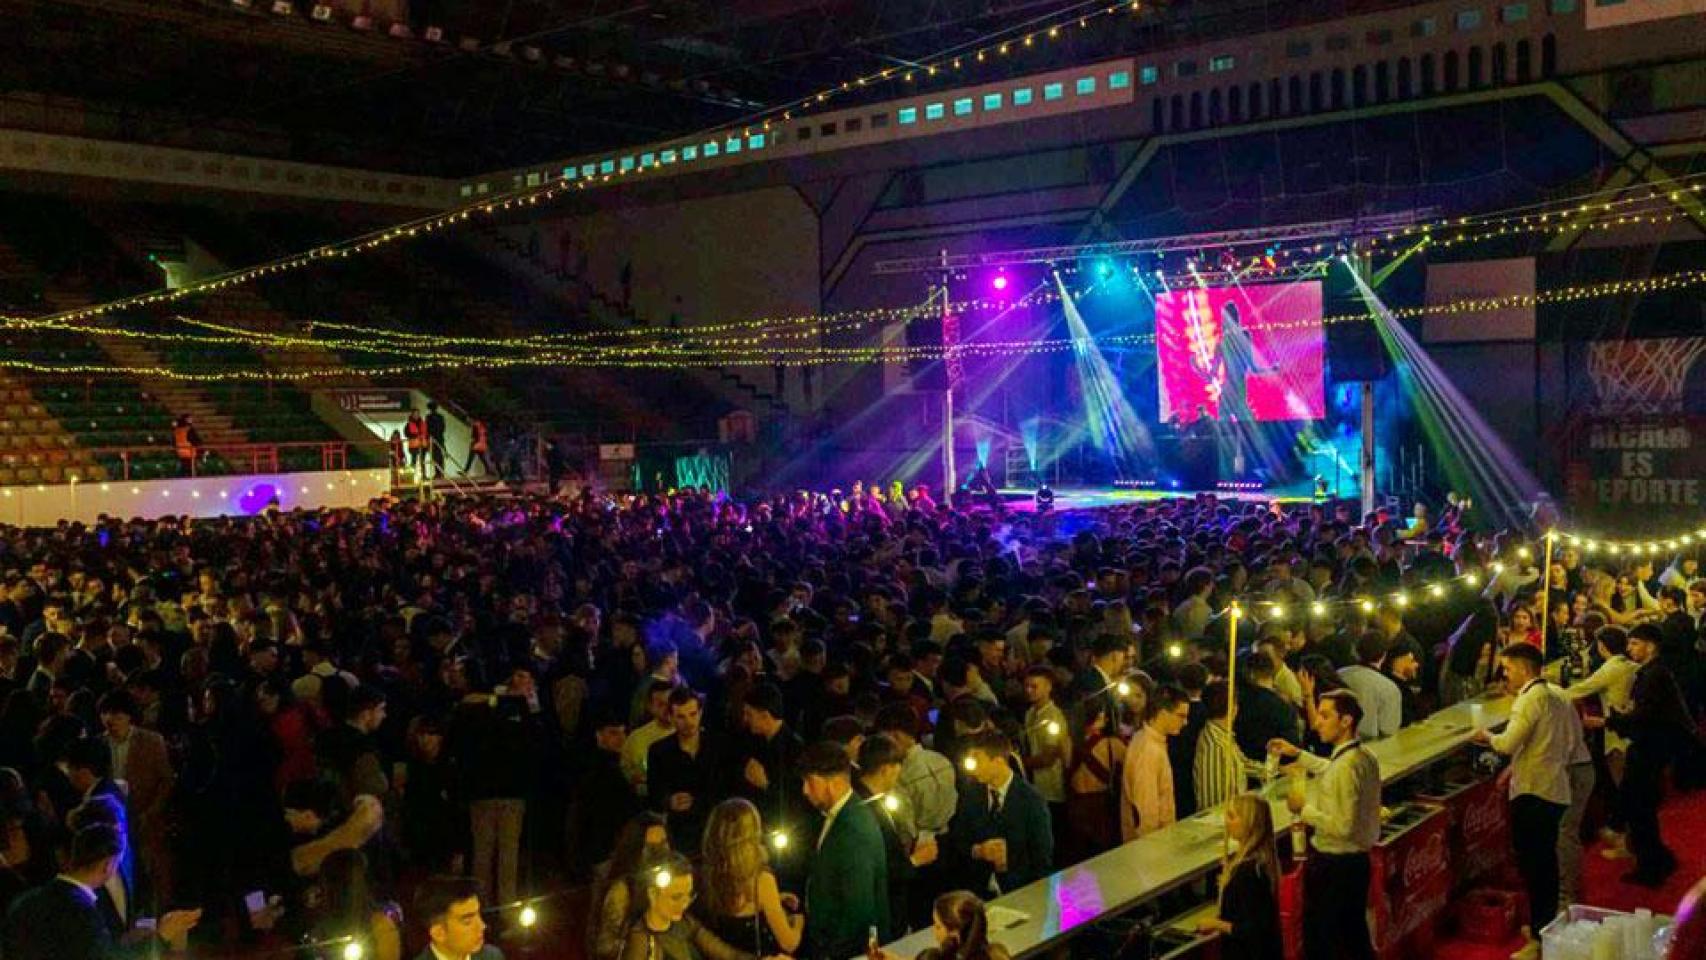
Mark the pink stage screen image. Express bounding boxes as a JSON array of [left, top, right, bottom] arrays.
[[1155, 282, 1326, 423]]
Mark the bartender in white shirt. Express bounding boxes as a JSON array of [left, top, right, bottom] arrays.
[[1268, 688, 1381, 960], [1472, 642, 1585, 959]]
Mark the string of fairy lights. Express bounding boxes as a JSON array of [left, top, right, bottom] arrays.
[[0, 6, 1696, 340], [0, 264, 1701, 381], [1549, 525, 1706, 557], [2, 0, 1156, 329]]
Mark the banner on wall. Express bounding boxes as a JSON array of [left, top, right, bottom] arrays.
[[333, 389, 413, 414], [1423, 258, 1535, 342], [1565, 416, 1705, 525]]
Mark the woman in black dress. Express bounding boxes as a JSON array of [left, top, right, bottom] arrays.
[[692, 799, 802, 957], [1197, 793, 1283, 960]]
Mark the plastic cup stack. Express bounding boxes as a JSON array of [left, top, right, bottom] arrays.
[[1542, 908, 1671, 960]]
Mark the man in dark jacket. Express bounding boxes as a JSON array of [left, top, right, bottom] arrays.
[[647, 687, 724, 855], [854, 734, 934, 936], [3, 824, 198, 960], [1607, 624, 1696, 887], [949, 728, 1054, 894], [565, 710, 634, 879], [801, 741, 889, 960], [1233, 651, 1301, 760], [316, 685, 389, 806], [425, 402, 447, 479], [450, 676, 546, 910], [738, 684, 805, 868]]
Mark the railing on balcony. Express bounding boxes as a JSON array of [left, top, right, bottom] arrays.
[[97, 440, 392, 481]]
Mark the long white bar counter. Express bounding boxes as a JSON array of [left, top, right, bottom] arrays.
[[879, 691, 1519, 959]]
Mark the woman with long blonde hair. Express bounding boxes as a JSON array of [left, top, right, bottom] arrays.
[[1196, 793, 1282, 960], [694, 799, 803, 956]]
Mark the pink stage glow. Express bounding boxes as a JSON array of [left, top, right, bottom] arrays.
[[1155, 281, 1326, 423]]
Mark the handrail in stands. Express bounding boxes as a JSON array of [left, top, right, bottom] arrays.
[[81, 439, 394, 480]]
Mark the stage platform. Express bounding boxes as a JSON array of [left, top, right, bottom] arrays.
[[992, 484, 1320, 511]]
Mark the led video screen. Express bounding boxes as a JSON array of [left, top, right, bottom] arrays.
[[1155, 282, 1325, 423]]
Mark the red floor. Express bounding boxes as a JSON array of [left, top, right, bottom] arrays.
[[1429, 786, 1706, 959]]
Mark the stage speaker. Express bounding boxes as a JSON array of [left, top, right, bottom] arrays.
[[1327, 320, 1390, 381]]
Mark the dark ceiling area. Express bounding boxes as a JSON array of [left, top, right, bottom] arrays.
[[0, 0, 1428, 178]]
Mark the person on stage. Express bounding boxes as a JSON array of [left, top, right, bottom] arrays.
[[1195, 300, 1276, 424]]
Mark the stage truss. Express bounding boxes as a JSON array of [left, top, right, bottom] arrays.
[[870, 211, 1439, 275]]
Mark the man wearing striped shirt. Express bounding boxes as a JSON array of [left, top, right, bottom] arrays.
[[1193, 681, 1251, 811]]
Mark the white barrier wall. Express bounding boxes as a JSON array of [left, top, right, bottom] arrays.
[[0, 469, 393, 527]]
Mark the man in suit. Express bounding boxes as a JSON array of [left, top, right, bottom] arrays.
[[1068, 633, 1130, 741], [411, 875, 504, 960], [98, 691, 174, 906], [3, 823, 198, 960], [800, 740, 889, 960], [1608, 624, 1696, 887], [855, 734, 937, 936], [950, 728, 1054, 894]]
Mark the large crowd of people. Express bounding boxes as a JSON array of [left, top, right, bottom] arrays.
[[0, 485, 1699, 960]]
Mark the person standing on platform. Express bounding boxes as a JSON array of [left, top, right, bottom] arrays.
[[466, 418, 492, 477], [405, 409, 428, 475], [1267, 689, 1380, 960], [425, 401, 447, 480], [1470, 642, 1584, 958], [171, 415, 201, 477], [799, 741, 889, 960], [1607, 624, 1695, 888]]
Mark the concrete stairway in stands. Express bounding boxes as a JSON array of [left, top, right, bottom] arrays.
[[471, 225, 791, 418], [91, 339, 244, 446]]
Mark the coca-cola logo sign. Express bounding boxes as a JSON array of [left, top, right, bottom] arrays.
[[1462, 791, 1504, 836], [1403, 830, 1448, 889]]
